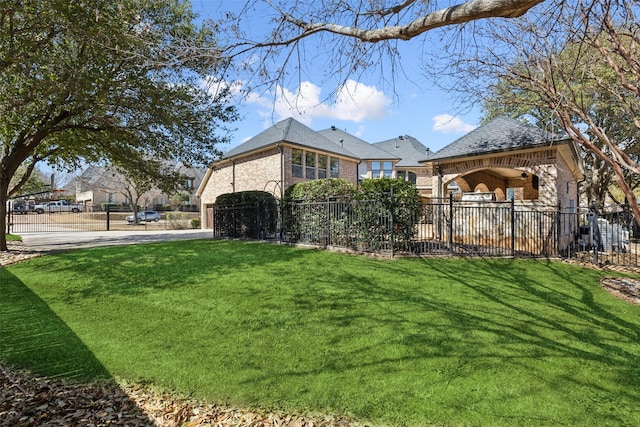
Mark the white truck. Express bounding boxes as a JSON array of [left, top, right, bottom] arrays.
[[34, 200, 85, 214]]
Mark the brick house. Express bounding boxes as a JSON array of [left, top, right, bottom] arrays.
[[197, 118, 433, 227], [427, 116, 584, 209], [197, 116, 583, 229], [317, 126, 434, 197]]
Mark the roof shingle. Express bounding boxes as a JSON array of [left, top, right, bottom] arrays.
[[223, 118, 359, 160], [428, 116, 565, 161], [374, 135, 432, 167], [318, 126, 398, 160]]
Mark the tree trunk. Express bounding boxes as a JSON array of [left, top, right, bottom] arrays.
[[0, 176, 10, 251]]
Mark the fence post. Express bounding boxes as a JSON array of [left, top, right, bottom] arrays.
[[106, 204, 110, 231], [6, 205, 11, 234], [556, 203, 562, 256], [212, 204, 216, 239], [326, 197, 331, 246], [390, 187, 395, 258], [278, 200, 283, 243], [511, 198, 515, 257], [256, 202, 260, 239], [232, 203, 236, 238], [448, 193, 453, 255], [589, 205, 599, 264]]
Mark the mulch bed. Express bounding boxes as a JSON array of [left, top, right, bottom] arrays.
[[600, 277, 640, 305], [561, 259, 640, 305], [1, 365, 362, 427]]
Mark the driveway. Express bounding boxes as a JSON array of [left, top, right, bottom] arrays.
[[18, 229, 212, 252]]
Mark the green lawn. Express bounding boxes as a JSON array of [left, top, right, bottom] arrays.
[[1, 240, 639, 426]]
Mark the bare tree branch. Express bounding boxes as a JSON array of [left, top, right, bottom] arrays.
[[274, 0, 545, 43]]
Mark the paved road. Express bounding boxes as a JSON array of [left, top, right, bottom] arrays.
[[19, 229, 213, 252]]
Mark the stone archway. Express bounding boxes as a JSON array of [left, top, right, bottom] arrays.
[[473, 183, 490, 193], [440, 167, 542, 202], [434, 150, 556, 202]]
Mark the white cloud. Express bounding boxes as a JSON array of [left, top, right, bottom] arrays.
[[202, 77, 244, 100], [432, 114, 476, 134], [247, 80, 392, 126]]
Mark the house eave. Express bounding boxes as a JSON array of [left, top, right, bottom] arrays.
[[423, 139, 573, 164]]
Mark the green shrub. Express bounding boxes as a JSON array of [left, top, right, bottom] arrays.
[[166, 212, 189, 229], [191, 218, 201, 229], [214, 191, 278, 238], [356, 178, 422, 251], [283, 179, 356, 243], [284, 178, 356, 202]]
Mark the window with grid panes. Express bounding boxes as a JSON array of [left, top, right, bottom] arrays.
[[318, 154, 327, 179], [305, 152, 315, 179], [292, 149, 303, 178], [330, 158, 339, 177], [383, 161, 393, 177]]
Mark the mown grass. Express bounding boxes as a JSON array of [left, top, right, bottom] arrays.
[[1, 240, 639, 426], [5, 233, 21, 242]]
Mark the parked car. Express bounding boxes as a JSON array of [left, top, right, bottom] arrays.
[[34, 200, 84, 214], [126, 211, 161, 224], [11, 200, 29, 215]]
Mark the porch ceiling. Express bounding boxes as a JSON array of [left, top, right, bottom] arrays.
[[464, 167, 526, 179]]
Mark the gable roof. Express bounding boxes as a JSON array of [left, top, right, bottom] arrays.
[[318, 126, 398, 160], [222, 118, 359, 160], [374, 135, 432, 167], [427, 116, 566, 162]]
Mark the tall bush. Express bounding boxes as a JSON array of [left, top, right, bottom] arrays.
[[214, 191, 278, 238], [283, 179, 356, 243], [284, 178, 356, 202], [356, 178, 422, 251]]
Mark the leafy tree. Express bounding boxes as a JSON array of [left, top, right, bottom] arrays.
[[110, 161, 184, 221], [0, 0, 237, 250], [10, 165, 49, 198]]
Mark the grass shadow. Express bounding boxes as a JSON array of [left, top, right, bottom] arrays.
[[0, 268, 154, 424]]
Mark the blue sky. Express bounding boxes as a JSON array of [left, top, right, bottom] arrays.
[[191, 0, 481, 155]]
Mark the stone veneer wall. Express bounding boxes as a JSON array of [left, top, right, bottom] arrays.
[[555, 154, 578, 210]]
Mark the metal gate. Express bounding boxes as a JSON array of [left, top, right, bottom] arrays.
[[7, 201, 108, 233]]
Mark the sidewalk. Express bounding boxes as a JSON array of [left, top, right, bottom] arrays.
[[2, 229, 212, 266]]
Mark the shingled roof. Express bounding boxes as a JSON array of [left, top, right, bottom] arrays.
[[374, 135, 432, 167], [222, 118, 359, 160], [318, 126, 397, 160], [428, 116, 566, 162]]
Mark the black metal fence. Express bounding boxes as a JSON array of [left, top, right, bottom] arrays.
[[211, 194, 640, 267], [6, 202, 109, 233], [5, 200, 199, 233]]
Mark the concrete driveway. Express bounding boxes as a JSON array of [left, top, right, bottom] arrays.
[[19, 229, 213, 252]]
